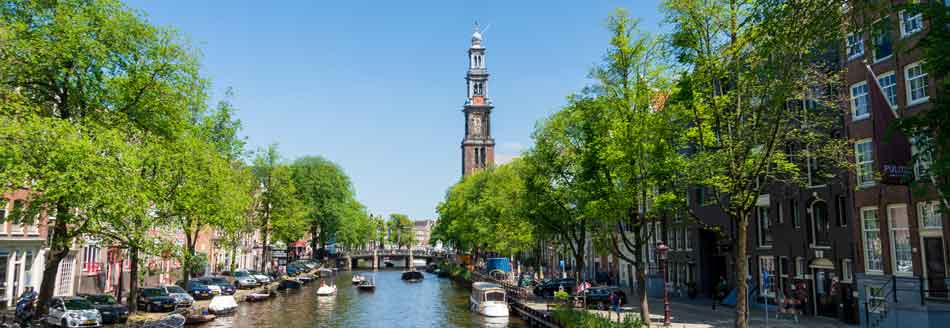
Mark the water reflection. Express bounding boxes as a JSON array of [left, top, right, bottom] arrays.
[[197, 270, 524, 328]]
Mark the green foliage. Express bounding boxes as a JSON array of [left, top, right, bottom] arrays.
[[335, 200, 374, 250], [291, 156, 355, 247], [433, 162, 534, 255], [387, 213, 415, 248], [554, 290, 571, 302], [552, 308, 644, 328]]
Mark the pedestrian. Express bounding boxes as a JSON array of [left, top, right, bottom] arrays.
[[609, 290, 621, 320], [713, 275, 727, 310]]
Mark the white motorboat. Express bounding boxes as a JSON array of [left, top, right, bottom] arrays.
[[208, 295, 238, 314], [470, 282, 509, 317], [352, 274, 365, 285]]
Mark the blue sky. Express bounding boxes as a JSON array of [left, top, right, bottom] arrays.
[[125, 0, 666, 221]]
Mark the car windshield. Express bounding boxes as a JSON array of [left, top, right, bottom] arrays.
[[142, 289, 167, 297], [165, 286, 186, 293], [86, 295, 116, 304], [233, 271, 249, 277], [64, 299, 95, 310], [210, 277, 228, 284]]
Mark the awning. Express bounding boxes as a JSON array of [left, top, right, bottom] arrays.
[[290, 240, 307, 248], [809, 258, 835, 270]]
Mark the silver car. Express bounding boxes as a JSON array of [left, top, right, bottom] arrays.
[[162, 285, 195, 308], [231, 270, 258, 289], [47, 296, 102, 327]]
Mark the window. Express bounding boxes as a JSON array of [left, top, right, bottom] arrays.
[[846, 32, 864, 60], [695, 187, 715, 207], [878, 71, 897, 109], [905, 62, 929, 105], [795, 257, 806, 278], [918, 201, 942, 229], [867, 285, 885, 313], [851, 81, 870, 120], [836, 195, 848, 227], [872, 17, 892, 62], [777, 202, 784, 224], [842, 259, 854, 283], [855, 139, 875, 187], [685, 228, 693, 250], [888, 205, 912, 275], [862, 207, 884, 273], [780, 257, 790, 277], [900, 10, 923, 37], [912, 137, 933, 179], [757, 205, 773, 247], [791, 199, 801, 229], [24, 251, 32, 286], [759, 256, 776, 297]]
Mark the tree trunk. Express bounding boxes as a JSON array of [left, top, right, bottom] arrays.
[[183, 230, 194, 284], [37, 214, 70, 316], [127, 247, 140, 313], [637, 262, 652, 327], [734, 212, 750, 328], [260, 228, 270, 273]]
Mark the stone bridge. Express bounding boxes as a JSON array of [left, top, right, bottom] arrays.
[[336, 249, 448, 269]]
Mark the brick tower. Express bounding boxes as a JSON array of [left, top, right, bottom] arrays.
[[461, 23, 495, 176]]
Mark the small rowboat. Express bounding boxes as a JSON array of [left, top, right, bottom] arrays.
[[357, 276, 376, 291]]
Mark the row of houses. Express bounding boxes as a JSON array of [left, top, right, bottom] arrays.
[[536, 3, 948, 328], [0, 189, 299, 310]]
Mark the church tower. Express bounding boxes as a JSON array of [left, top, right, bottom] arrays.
[[461, 23, 495, 176]]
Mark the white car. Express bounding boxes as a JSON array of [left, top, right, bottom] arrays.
[[47, 296, 102, 327], [249, 271, 272, 284], [162, 285, 195, 307]]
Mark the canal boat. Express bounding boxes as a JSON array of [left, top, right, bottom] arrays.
[[470, 282, 509, 317], [401, 270, 424, 282], [356, 275, 375, 291], [276, 278, 302, 291], [142, 314, 186, 328], [316, 269, 337, 296], [185, 312, 216, 325], [297, 274, 315, 284], [208, 295, 238, 315]]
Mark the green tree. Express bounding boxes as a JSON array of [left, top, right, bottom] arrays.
[[388, 214, 415, 249], [291, 156, 354, 254], [663, 1, 846, 326], [252, 145, 307, 271], [892, 2, 950, 211], [0, 0, 202, 312]]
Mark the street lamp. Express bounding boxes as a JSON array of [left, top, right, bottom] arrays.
[[656, 241, 671, 326]]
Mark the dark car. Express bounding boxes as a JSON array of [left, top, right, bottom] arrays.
[[78, 294, 129, 324], [581, 287, 627, 307], [533, 278, 577, 297], [286, 264, 304, 276], [137, 288, 177, 312], [179, 280, 214, 300], [197, 276, 236, 295]]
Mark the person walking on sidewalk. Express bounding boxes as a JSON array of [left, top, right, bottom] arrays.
[[608, 290, 621, 321], [713, 276, 727, 310]]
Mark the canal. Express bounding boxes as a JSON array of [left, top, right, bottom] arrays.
[[196, 270, 526, 328]]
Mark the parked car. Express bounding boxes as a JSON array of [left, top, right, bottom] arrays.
[[231, 270, 258, 289], [248, 270, 272, 284], [137, 287, 178, 312], [533, 278, 577, 297], [161, 285, 195, 307], [286, 264, 304, 276], [199, 276, 236, 295], [46, 296, 102, 328], [179, 280, 214, 300], [581, 286, 627, 307], [78, 294, 128, 324]]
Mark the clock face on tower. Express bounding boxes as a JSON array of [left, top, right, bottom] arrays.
[[470, 114, 482, 136]]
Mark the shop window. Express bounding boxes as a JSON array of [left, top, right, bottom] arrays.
[[867, 285, 885, 313], [918, 201, 942, 229], [759, 256, 776, 297]]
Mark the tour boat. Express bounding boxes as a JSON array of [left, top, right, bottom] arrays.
[[470, 282, 509, 317], [357, 276, 376, 291]]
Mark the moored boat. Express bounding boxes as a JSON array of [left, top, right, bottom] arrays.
[[208, 295, 238, 315], [470, 282, 509, 317], [316, 269, 337, 296], [143, 314, 186, 328], [276, 278, 302, 291], [351, 274, 365, 285]]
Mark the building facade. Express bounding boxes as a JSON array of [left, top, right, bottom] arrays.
[[845, 2, 950, 327], [461, 23, 496, 176]]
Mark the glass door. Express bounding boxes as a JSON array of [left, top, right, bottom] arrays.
[[924, 237, 948, 299]]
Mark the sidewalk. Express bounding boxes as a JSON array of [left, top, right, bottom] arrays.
[[588, 296, 857, 328]]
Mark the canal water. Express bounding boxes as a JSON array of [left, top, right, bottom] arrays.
[[197, 270, 526, 328]]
